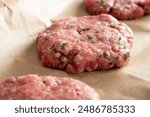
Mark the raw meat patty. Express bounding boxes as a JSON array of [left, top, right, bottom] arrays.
[[0, 74, 100, 100], [36, 14, 133, 73], [84, 0, 150, 20]]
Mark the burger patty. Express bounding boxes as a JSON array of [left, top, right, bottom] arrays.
[[84, 0, 150, 20], [0, 74, 100, 100], [36, 14, 133, 73]]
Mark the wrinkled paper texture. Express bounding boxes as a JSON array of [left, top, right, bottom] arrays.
[[0, 0, 150, 99]]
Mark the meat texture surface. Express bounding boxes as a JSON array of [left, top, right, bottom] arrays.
[[0, 74, 100, 100], [84, 0, 150, 20], [36, 14, 133, 73]]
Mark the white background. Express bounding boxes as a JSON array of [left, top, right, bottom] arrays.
[[0, 100, 150, 117]]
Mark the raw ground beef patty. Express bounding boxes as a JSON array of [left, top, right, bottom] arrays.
[[36, 14, 133, 73], [84, 0, 150, 20], [0, 74, 100, 100]]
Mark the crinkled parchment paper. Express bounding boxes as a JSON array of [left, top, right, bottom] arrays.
[[0, 0, 150, 99]]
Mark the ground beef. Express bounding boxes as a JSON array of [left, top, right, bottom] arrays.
[[36, 14, 133, 73], [0, 74, 100, 100], [84, 0, 150, 20]]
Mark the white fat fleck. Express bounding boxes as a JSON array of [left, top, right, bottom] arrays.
[[62, 57, 68, 63], [43, 33, 47, 36], [49, 36, 53, 38], [50, 78, 58, 86], [96, 49, 102, 53], [46, 86, 51, 91], [55, 53, 61, 58], [56, 32, 62, 36], [93, 64, 98, 69], [112, 46, 119, 51], [75, 55, 83, 65], [78, 67, 84, 73], [86, 67, 92, 72], [11, 88, 17, 93]]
